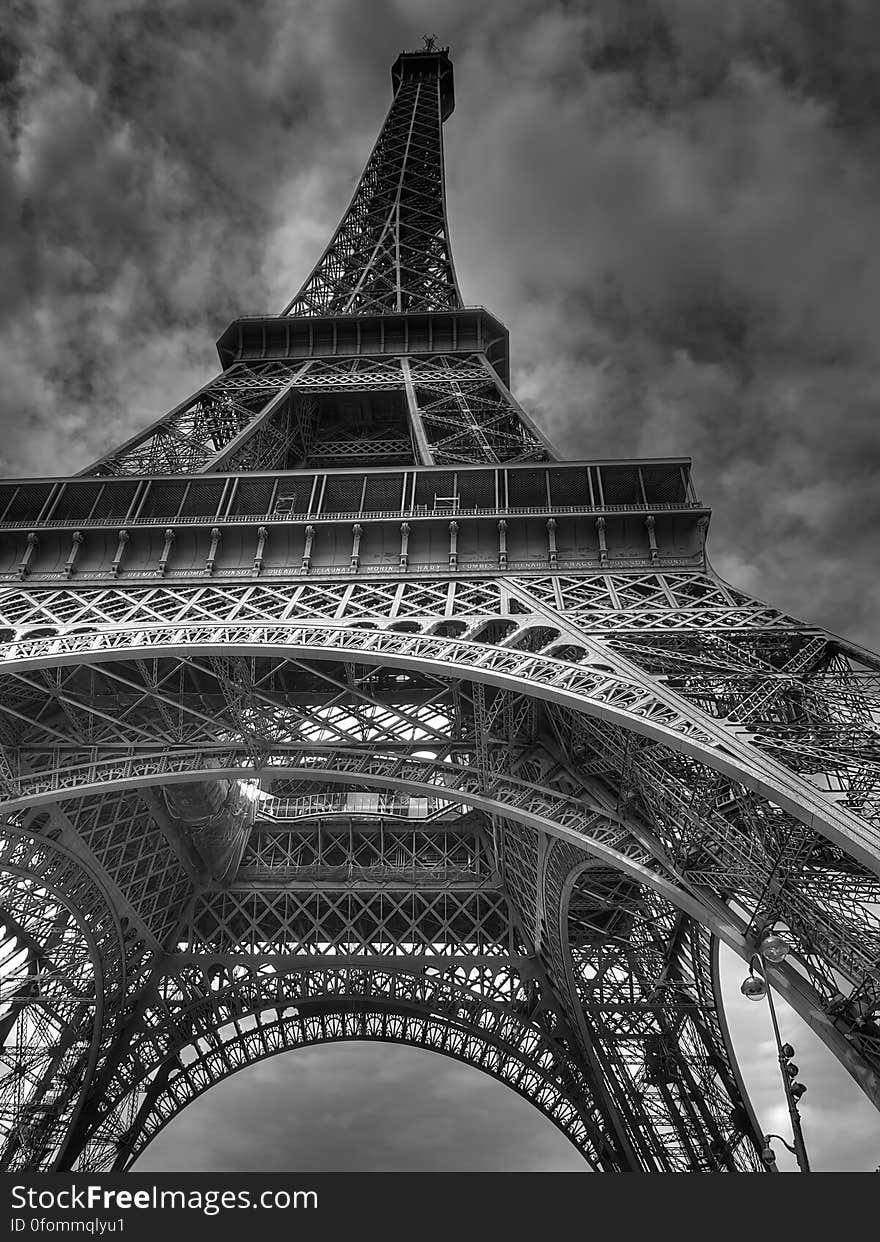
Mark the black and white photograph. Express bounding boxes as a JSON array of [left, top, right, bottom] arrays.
[[0, 0, 879, 1199]]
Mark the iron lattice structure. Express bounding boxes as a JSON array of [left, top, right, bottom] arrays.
[[0, 46, 878, 1173]]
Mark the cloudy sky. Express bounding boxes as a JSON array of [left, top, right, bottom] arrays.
[[3, 0, 880, 1171]]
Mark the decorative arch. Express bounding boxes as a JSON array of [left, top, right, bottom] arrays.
[[0, 754, 764, 956], [0, 623, 875, 875], [125, 1017, 600, 1171], [70, 969, 621, 1172]]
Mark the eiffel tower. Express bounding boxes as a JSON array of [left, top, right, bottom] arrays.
[[0, 42, 878, 1174]]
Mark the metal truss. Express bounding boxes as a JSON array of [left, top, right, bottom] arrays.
[[0, 607, 873, 853], [3, 44, 879, 1175], [0, 827, 126, 1170], [82, 361, 312, 478], [0, 571, 802, 638], [408, 355, 549, 464], [0, 568, 877, 1169], [78, 350, 550, 477], [282, 51, 461, 317], [69, 960, 626, 1172], [541, 842, 761, 1171]]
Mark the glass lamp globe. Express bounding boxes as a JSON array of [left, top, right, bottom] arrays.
[[759, 932, 791, 963], [740, 974, 767, 1000]]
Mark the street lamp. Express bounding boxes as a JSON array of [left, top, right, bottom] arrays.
[[757, 930, 791, 964], [740, 971, 767, 1000], [761, 1132, 797, 1167], [740, 931, 811, 1172]]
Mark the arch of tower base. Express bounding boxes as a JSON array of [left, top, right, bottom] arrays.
[[106, 871, 767, 1173], [82, 995, 615, 1172], [33, 871, 765, 1173]]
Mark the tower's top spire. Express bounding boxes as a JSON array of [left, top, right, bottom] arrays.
[[283, 43, 459, 317]]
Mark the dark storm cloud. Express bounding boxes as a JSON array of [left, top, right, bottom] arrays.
[[0, 0, 392, 470], [3, 0, 880, 1169], [443, 0, 880, 649]]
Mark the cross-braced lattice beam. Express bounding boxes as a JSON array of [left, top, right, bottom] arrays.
[[283, 50, 461, 317], [0, 828, 127, 1171]]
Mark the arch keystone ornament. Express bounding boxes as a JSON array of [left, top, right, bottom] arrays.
[[1, 45, 879, 1173]]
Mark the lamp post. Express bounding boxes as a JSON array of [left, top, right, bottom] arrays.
[[760, 1132, 796, 1167], [740, 931, 811, 1172]]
